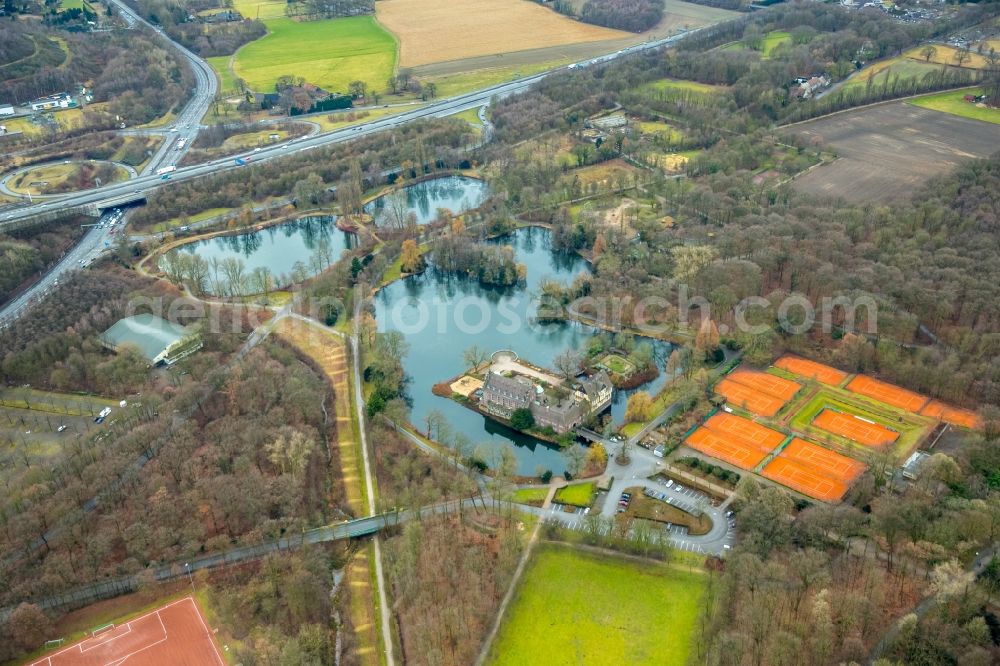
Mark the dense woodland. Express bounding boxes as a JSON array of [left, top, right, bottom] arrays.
[[122, 0, 267, 57], [579, 0, 664, 33], [386, 516, 522, 666], [204, 547, 341, 664], [0, 20, 191, 125], [700, 439, 1000, 665], [0, 338, 338, 634], [0, 217, 85, 306]]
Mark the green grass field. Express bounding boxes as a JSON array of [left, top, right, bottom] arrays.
[[234, 16, 396, 95], [760, 31, 791, 58], [640, 77, 723, 95], [843, 56, 947, 91], [449, 107, 482, 125], [598, 353, 637, 376], [635, 120, 685, 142], [553, 482, 595, 507], [489, 545, 705, 666], [207, 56, 239, 94], [232, 0, 287, 19], [909, 89, 1000, 125], [512, 487, 549, 505]]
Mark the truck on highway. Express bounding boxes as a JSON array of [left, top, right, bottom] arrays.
[[156, 166, 176, 177], [234, 157, 248, 166], [176, 138, 186, 150]]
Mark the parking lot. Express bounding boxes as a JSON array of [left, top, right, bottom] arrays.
[[539, 473, 737, 556]]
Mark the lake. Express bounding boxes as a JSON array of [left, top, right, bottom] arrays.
[[164, 215, 356, 295], [365, 175, 488, 227], [374, 226, 674, 476]]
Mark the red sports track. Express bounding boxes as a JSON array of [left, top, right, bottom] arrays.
[[31, 597, 224, 666]]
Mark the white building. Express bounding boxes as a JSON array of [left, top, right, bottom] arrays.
[[0, 104, 14, 116], [30, 93, 76, 112]]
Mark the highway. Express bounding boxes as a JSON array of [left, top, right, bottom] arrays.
[[0, 28, 699, 327], [103, 0, 219, 176], [0, 0, 218, 327], [0, 30, 696, 228]]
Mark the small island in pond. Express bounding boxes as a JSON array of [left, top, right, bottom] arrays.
[[435, 350, 613, 445]]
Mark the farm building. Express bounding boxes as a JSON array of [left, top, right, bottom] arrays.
[[0, 104, 14, 116], [29, 93, 77, 111], [100, 314, 202, 366]]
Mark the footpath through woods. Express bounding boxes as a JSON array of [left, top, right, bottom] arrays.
[[275, 310, 392, 666], [472, 486, 558, 666]]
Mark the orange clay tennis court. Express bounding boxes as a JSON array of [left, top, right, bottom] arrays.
[[727, 369, 802, 402], [779, 438, 866, 484], [703, 412, 786, 452], [774, 356, 847, 386], [685, 427, 772, 471], [762, 456, 849, 502], [920, 400, 981, 429], [813, 409, 899, 447], [31, 597, 224, 666], [715, 378, 787, 416], [846, 375, 929, 413]]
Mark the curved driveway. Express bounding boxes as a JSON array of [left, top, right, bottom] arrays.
[[520, 440, 736, 556]]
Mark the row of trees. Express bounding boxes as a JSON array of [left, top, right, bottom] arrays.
[[579, 0, 664, 33]]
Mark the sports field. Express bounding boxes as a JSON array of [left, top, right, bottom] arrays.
[[787, 389, 929, 456], [846, 375, 928, 413], [31, 597, 223, 666], [813, 408, 899, 447], [377, 0, 627, 68], [684, 412, 786, 471], [686, 427, 771, 470], [715, 378, 786, 416], [762, 456, 848, 503], [705, 412, 786, 451], [779, 438, 866, 485], [489, 546, 705, 666], [774, 355, 846, 386], [920, 400, 981, 429], [233, 16, 396, 94], [715, 369, 801, 416], [729, 369, 801, 401]]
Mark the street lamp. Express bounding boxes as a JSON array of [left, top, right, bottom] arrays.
[[184, 562, 194, 592]]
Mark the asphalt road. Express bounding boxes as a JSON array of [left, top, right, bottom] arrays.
[[0, 29, 698, 229], [0, 0, 218, 327], [522, 439, 736, 556]]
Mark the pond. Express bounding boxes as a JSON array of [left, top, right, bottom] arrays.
[[374, 226, 675, 476], [364, 175, 488, 227], [163, 215, 356, 295]]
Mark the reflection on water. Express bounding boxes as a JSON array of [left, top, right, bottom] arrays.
[[375, 226, 674, 475], [365, 176, 489, 227], [163, 215, 356, 295]]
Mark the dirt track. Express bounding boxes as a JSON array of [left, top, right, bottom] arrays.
[[789, 101, 1000, 203]]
